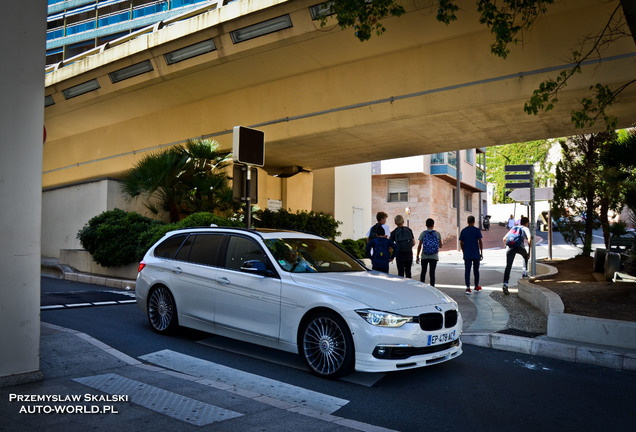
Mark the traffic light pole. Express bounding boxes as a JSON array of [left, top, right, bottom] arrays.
[[246, 165, 252, 229]]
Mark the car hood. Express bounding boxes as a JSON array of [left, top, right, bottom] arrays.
[[289, 271, 455, 312]]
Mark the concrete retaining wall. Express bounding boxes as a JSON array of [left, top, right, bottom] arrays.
[[518, 277, 636, 350], [59, 249, 138, 281]]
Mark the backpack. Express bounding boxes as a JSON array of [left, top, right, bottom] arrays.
[[505, 226, 525, 248], [421, 230, 439, 255], [368, 223, 384, 241], [393, 227, 414, 253]]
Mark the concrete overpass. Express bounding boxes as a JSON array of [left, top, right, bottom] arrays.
[[43, 0, 636, 189]]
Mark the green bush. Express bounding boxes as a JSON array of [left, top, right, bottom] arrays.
[[176, 212, 244, 229], [338, 238, 367, 259], [254, 209, 341, 239], [77, 209, 161, 267]]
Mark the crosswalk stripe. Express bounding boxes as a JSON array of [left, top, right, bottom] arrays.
[[140, 349, 349, 414], [74, 373, 243, 426]]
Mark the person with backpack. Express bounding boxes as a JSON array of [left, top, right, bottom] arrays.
[[390, 215, 415, 278], [502, 215, 532, 295], [459, 215, 483, 295], [366, 211, 390, 242], [366, 225, 396, 273], [416, 218, 442, 286]]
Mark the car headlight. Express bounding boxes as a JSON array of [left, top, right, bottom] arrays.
[[355, 310, 413, 327]]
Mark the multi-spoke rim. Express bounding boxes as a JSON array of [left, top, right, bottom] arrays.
[[148, 286, 175, 332], [303, 316, 347, 376]]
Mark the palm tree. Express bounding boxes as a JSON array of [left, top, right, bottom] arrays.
[[121, 139, 235, 222]]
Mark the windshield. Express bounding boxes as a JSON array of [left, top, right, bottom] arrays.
[[264, 238, 366, 273]]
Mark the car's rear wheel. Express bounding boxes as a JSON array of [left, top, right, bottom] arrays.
[[301, 311, 354, 378], [147, 286, 178, 333]]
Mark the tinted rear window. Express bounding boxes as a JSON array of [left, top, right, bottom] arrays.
[[154, 234, 188, 259], [188, 234, 224, 266]]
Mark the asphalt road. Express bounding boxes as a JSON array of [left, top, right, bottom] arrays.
[[40, 277, 636, 432]]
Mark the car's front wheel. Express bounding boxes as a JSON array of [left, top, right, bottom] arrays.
[[301, 311, 354, 378], [147, 286, 178, 333]]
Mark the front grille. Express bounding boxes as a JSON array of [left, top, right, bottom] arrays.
[[445, 310, 458, 328], [418, 312, 443, 331], [372, 339, 460, 360]]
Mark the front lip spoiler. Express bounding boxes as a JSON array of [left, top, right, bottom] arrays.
[[372, 339, 461, 360]]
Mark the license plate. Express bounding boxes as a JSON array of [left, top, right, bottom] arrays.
[[427, 330, 456, 346]]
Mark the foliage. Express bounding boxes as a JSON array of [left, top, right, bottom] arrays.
[[601, 129, 636, 214], [121, 139, 238, 223], [551, 131, 623, 255], [78, 210, 243, 267], [486, 140, 554, 204], [77, 209, 161, 267], [253, 209, 342, 240], [325, 1, 634, 130], [338, 238, 367, 259], [320, 0, 406, 42]]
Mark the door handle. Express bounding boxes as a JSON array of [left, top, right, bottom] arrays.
[[215, 277, 230, 285], [172, 267, 183, 274]]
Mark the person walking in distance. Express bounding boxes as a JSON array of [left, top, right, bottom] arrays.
[[507, 214, 516, 229], [416, 218, 442, 286], [502, 216, 532, 295], [390, 215, 415, 278], [459, 216, 483, 295]]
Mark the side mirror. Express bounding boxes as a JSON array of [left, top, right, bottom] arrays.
[[241, 260, 275, 277]]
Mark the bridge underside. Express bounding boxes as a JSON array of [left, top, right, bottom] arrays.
[[44, 0, 636, 187]]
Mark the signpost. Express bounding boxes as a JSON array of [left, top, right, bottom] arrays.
[[505, 164, 536, 275], [233, 126, 265, 229]]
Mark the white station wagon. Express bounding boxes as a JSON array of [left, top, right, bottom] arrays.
[[136, 227, 463, 378]]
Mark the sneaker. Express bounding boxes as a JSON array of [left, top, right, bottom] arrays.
[[522, 272, 529, 278], [474, 285, 482, 292], [502, 283, 509, 295], [465, 288, 472, 295]]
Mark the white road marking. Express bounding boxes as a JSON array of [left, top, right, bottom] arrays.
[[140, 349, 349, 414]]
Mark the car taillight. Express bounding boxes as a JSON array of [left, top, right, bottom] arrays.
[[138, 262, 146, 273]]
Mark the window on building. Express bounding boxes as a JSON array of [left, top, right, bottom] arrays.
[[387, 178, 408, 202], [464, 192, 472, 212], [431, 153, 445, 164], [447, 152, 457, 167], [451, 188, 457, 209], [465, 149, 473, 164]]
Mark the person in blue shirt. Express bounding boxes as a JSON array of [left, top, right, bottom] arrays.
[[366, 225, 396, 273], [459, 215, 483, 295]]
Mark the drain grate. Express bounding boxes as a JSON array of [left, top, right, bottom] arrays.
[[496, 328, 544, 338]]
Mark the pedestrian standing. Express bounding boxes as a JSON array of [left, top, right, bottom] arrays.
[[366, 225, 396, 273], [390, 215, 415, 278], [416, 218, 442, 286], [459, 215, 483, 295], [502, 216, 532, 295], [507, 214, 515, 229], [366, 211, 390, 242]]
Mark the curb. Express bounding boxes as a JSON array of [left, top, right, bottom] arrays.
[[42, 261, 136, 291], [461, 332, 636, 371]]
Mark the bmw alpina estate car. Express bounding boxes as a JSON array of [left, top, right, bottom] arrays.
[[136, 227, 463, 378]]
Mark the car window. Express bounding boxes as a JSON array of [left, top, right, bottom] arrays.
[[225, 236, 270, 271], [264, 238, 366, 273], [174, 235, 194, 261], [154, 234, 188, 259], [187, 234, 224, 266]]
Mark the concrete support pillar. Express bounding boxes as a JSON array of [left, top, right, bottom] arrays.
[[0, 1, 46, 383], [282, 171, 314, 213]]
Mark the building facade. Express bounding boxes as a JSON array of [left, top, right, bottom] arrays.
[[371, 149, 487, 246], [46, 0, 234, 66]]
